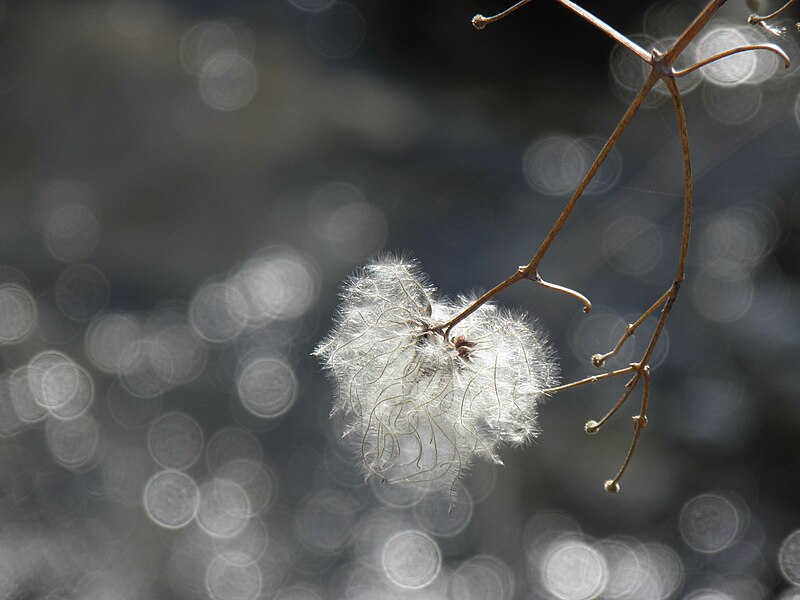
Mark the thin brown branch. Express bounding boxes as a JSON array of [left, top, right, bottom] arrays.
[[457, 0, 791, 493], [749, 0, 797, 23], [617, 78, 689, 384], [534, 273, 593, 313], [584, 369, 640, 433], [552, 0, 651, 62], [442, 0, 722, 336], [673, 43, 791, 77], [665, 76, 692, 289], [605, 365, 650, 493], [664, 0, 729, 66], [588, 76, 693, 488], [435, 269, 526, 339], [472, 0, 651, 61], [521, 68, 660, 274], [591, 285, 675, 368], [434, 69, 658, 337], [472, 0, 533, 29], [541, 364, 638, 394]]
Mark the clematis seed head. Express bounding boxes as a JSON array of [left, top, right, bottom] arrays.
[[314, 255, 559, 493]]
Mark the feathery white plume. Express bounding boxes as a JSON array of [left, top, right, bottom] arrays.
[[314, 256, 558, 492]]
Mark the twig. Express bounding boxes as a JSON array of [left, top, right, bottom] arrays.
[[532, 273, 592, 313], [435, 68, 659, 337], [663, 0, 728, 66], [605, 365, 650, 493], [673, 43, 790, 77], [456, 0, 791, 491], [541, 364, 638, 394], [473, 0, 652, 61], [584, 368, 641, 434], [749, 0, 797, 23], [591, 285, 674, 368]]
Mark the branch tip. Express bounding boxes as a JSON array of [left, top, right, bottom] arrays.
[[674, 43, 791, 77], [470, 0, 533, 30], [534, 274, 592, 313], [748, 0, 798, 24], [472, 14, 488, 30], [584, 419, 600, 434]]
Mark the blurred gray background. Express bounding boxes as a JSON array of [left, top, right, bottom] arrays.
[[0, 0, 799, 598]]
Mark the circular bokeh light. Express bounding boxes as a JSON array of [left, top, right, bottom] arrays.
[[382, 530, 441, 590], [143, 470, 199, 529]]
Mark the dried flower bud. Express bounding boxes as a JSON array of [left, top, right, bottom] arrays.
[[584, 420, 600, 434], [472, 14, 488, 30]]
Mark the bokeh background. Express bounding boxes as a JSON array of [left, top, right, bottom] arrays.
[[1, 0, 799, 598]]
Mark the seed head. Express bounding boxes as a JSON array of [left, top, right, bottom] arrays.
[[314, 256, 559, 493]]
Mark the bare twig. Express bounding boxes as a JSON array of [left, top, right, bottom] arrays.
[[594, 75, 691, 487], [591, 286, 674, 368], [457, 0, 792, 491], [673, 43, 790, 77], [533, 273, 592, 313], [473, 0, 652, 61], [437, 269, 526, 339], [519, 67, 659, 276], [749, 0, 797, 23], [605, 365, 650, 493], [435, 69, 659, 337], [584, 368, 641, 434], [664, 0, 728, 64], [541, 364, 638, 395]]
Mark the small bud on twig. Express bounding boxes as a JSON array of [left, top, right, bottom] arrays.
[[472, 14, 488, 30]]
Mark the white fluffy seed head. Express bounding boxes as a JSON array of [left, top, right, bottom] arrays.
[[314, 256, 558, 493]]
